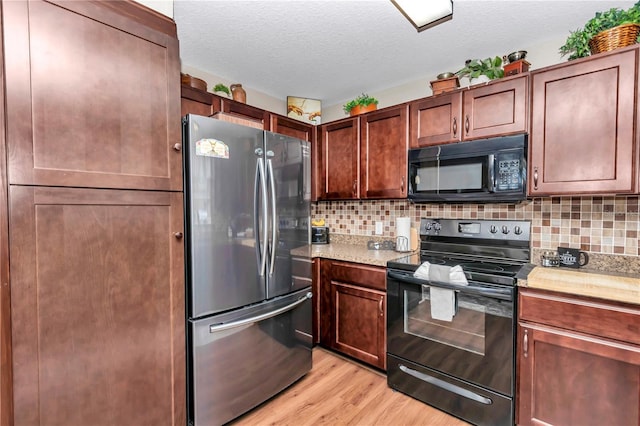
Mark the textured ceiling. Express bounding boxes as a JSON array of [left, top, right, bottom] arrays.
[[174, 0, 635, 107]]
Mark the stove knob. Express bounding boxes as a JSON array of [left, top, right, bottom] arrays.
[[433, 222, 442, 231], [514, 225, 522, 235], [501, 225, 510, 234], [489, 225, 498, 234], [424, 222, 432, 231]]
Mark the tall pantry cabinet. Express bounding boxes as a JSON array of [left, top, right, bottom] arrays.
[[1, 1, 185, 425]]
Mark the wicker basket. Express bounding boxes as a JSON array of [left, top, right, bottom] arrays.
[[589, 23, 640, 55]]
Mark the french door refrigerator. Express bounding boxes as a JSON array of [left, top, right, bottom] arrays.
[[183, 114, 312, 426]]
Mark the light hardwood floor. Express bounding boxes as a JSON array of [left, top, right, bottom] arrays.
[[230, 347, 469, 426]]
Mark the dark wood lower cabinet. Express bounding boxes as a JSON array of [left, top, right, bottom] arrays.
[[9, 186, 185, 426], [320, 260, 386, 370], [517, 288, 640, 426]]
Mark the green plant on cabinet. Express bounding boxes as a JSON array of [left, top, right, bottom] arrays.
[[559, 1, 640, 60]]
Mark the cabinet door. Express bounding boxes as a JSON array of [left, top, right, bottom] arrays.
[[409, 92, 462, 147], [9, 186, 185, 426], [221, 99, 270, 130], [319, 118, 359, 200], [330, 282, 386, 370], [529, 49, 637, 195], [517, 323, 640, 426], [181, 85, 220, 117], [462, 75, 528, 140], [360, 105, 409, 199], [270, 114, 313, 142], [3, 1, 182, 191]]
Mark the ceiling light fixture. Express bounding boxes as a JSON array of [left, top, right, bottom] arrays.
[[391, 0, 453, 32]]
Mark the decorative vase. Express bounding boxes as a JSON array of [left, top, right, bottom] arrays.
[[230, 84, 246, 103], [349, 103, 377, 116]]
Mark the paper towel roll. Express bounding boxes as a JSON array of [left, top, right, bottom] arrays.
[[396, 217, 411, 251]]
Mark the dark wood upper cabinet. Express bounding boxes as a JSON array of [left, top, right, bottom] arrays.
[[360, 105, 409, 199], [181, 85, 220, 117], [529, 48, 637, 196], [410, 92, 462, 147], [517, 288, 640, 426], [221, 98, 270, 130], [410, 75, 528, 148], [270, 114, 314, 141], [9, 186, 185, 425], [318, 117, 360, 200], [3, 0, 182, 191], [462, 75, 528, 140]]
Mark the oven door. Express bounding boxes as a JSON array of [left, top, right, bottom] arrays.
[[386, 269, 515, 396]]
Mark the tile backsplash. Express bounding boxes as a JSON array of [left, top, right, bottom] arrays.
[[312, 197, 640, 257]]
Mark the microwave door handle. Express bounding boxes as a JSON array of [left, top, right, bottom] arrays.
[[487, 154, 496, 193]]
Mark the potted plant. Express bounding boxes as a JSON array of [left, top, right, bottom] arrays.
[[455, 57, 504, 85], [212, 83, 230, 97], [343, 93, 379, 116], [559, 2, 640, 60]]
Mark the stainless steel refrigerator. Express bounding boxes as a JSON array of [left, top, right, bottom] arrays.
[[183, 114, 313, 426]]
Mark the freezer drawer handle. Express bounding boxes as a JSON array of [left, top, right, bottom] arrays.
[[209, 292, 312, 333], [398, 364, 493, 405]]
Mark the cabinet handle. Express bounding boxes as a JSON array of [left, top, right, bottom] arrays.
[[523, 329, 529, 358], [173, 143, 182, 152], [401, 176, 405, 192], [452, 117, 457, 136], [353, 179, 358, 197], [533, 167, 539, 190], [465, 115, 470, 134], [174, 232, 183, 239], [379, 297, 384, 316]]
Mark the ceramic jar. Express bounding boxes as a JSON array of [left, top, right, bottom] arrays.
[[230, 84, 246, 103]]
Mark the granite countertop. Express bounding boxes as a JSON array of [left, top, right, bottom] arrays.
[[290, 234, 417, 267], [520, 266, 640, 306]]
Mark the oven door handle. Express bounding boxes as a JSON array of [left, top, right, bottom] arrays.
[[387, 270, 514, 301], [399, 364, 493, 405]]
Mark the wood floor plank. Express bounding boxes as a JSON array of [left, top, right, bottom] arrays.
[[230, 347, 469, 426]]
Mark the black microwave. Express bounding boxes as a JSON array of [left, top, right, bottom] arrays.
[[408, 134, 527, 203]]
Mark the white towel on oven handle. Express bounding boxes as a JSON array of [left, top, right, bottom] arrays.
[[413, 262, 469, 322]]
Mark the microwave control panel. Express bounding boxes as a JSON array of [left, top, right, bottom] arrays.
[[496, 152, 522, 191]]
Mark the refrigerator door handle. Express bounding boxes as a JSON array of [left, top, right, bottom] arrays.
[[266, 156, 277, 276], [254, 153, 268, 276], [209, 292, 312, 333]]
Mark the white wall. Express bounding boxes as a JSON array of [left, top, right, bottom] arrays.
[[136, 0, 173, 18], [181, 29, 571, 123]]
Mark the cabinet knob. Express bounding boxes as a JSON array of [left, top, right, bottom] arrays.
[[173, 143, 182, 152], [174, 232, 183, 239]]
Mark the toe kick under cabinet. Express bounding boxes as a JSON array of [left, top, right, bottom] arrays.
[[319, 260, 387, 370], [517, 288, 640, 426]]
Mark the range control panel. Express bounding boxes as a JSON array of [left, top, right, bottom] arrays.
[[420, 218, 531, 242]]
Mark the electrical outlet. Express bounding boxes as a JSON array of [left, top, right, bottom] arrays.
[[375, 221, 383, 235]]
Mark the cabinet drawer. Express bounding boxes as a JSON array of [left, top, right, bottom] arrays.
[[519, 289, 640, 345], [329, 261, 386, 291]]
